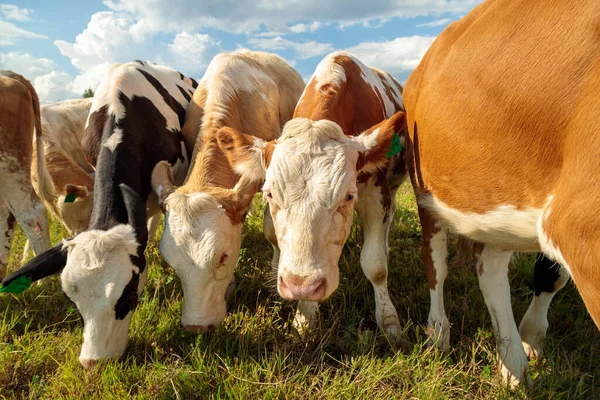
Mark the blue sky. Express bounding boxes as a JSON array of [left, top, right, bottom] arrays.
[[0, 1, 482, 102]]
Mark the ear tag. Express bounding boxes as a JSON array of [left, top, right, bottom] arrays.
[[0, 275, 32, 294], [386, 132, 403, 158], [64, 191, 76, 203]]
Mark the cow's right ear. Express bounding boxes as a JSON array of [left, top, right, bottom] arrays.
[[151, 161, 175, 210], [0, 244, 68, 294], [215, 127, 276, 183]]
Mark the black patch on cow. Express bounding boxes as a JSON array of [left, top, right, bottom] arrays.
[[5, 212, 15, 239], [189, 77, 199, 89], [133, 60, 146, 66], [533, 254, 561, 296], [177, 85, 192, 102], [137, 68, 187, 129], [114, 271, 140, 320]]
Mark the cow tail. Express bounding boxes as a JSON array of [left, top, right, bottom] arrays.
[[31, 87, 57, 214]]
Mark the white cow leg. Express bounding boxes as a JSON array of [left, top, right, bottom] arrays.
[[519, 257, 570, 359], [0, 201, 17, 281], [21, 238, 32, 264], [477, 245, 528, 388], [356, 183, 401, 342]]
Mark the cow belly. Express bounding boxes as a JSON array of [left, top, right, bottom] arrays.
[[421, 195, 542, 252]]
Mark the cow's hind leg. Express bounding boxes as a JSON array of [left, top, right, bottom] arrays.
[[476, 245, 528, 388], [519, 255, 569, 360], [264, 204, 319, 333], [417, 205, 451, 350], [355, 180, 401, 341], [0, 200, 17, 281]]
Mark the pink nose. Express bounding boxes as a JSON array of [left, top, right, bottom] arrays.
[[279, 274, 327, 301], [80, 358, 98, 369], [183, 324, 216, 334]]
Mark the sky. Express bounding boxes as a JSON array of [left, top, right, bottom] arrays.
[[0, 1, 483, 103]]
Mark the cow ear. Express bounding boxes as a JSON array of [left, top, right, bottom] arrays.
[[64, 184, 88, 201], [353, 111, 406, 173], [151, 161, 175, 210], [0, 244, 68, 294], [215, 127, 276, 183]]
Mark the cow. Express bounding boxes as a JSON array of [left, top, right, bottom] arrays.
[[1, 60, 197, 367], [402, 0, 600, 387], [0, 70, 50, 281], [214, 52, 407, 340], [150, 50, 304, 333]]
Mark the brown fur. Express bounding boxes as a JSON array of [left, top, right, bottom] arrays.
[[403, 0, 600, 326], [179, 51, 305, 223]]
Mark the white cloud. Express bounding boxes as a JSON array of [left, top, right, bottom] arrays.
[[104, 0, 481, 35], [0, 4, 32, 21], [248, 36, 333, 60], [0, 52, 57, 77], [289, 21, 327, 34], [416, 18, 451, 27], [33, 71, 75, 103], [0, 20, 47, 45], [343, 35, 436, 75], [168, 32, 220, 69]]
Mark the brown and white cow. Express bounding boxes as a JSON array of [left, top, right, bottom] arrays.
[[402, 0, 600, 387], [0, 70, 50, 281], [216, 51, 406, 340], [151, 50, 304, 332]]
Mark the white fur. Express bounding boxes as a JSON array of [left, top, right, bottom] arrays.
[[421, 195, 543, 252], [313, 52, 347, 90], [159, 192, 241, 328], [103, 128, 123, 152], [476, 246, 528, 388], [60, 224, 146, 363], [424, 227, 450, 350]]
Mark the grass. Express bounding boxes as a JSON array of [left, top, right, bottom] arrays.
[[1, 181, 599, 399]]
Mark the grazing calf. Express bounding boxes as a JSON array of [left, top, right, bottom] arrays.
[[151, 50, 304, 332], [403, 0, 600, 386], [0, 70, 50, 281], [1, 61, 197, 366], [216, 52, 406, 340]]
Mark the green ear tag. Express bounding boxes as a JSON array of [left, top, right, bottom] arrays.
[[64, 191, 76, 203], [0, 275, 32, 294], [386, 132, 403, 158]]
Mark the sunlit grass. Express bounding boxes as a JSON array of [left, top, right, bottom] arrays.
[[1, 182, 598, 399]]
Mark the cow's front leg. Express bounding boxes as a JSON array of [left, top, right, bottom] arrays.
[[355, 179, 401, 341]]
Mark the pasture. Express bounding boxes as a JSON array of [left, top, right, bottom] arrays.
[[1, 182, 598, 399]]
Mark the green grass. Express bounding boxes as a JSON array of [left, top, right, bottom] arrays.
[[1, 182, 599, 399]]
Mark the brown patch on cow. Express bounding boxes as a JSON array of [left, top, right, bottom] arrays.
[[82, 105, 108, 166], [180, 51, 305, 224], [0, 74, 35, 165], [5, 213, 16, 239], [418, 206, 442, 290], [371, 269, 388, 286]]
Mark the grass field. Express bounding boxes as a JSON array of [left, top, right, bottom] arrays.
[[1, 182, 599, 399]]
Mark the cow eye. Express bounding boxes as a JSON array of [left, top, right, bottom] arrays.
[[265, 191, 273, 199], [345, 193, 355, 202]]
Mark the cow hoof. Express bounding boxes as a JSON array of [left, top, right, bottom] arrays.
[[425, 320, 450, 351], [382, 315, 402, 343], [522, 340, 543, 361]]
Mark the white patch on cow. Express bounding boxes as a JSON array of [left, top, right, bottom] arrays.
[[353, 60, 397, 118], [537, 195, 573, 277], [420, 195, 542, 252], [159, 191, 241, 328], [425, 227, 450, 350], [476, 245, 528, 388], [60, 224, 147, 363], [103, 128, 123, 152], [201, 53, 275, 124], [87, 61, 195, 136], [313, 52, 347, 90], [232, 139, 268, 183], [372, 67, 404, 110]]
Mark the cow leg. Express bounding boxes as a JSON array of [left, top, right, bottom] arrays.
[[21, 238, 32, 263], [0, 201, 17, 281], [519, 255, 569, 359], [264, 204, 319, 332], [355, 181, 401, 341], [417, 205, 451, 350], [476, 245, 528, 388]]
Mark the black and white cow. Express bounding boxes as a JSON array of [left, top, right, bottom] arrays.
[[1, 60, 198, 367]]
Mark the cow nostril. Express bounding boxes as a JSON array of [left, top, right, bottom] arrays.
[[80, 358, 98, 369]]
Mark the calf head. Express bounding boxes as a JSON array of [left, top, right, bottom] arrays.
[[0, 184, 148, 367], [58, 183, 94, 234], [216, 112, 406, 302], [151, 161, 253, 333]]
